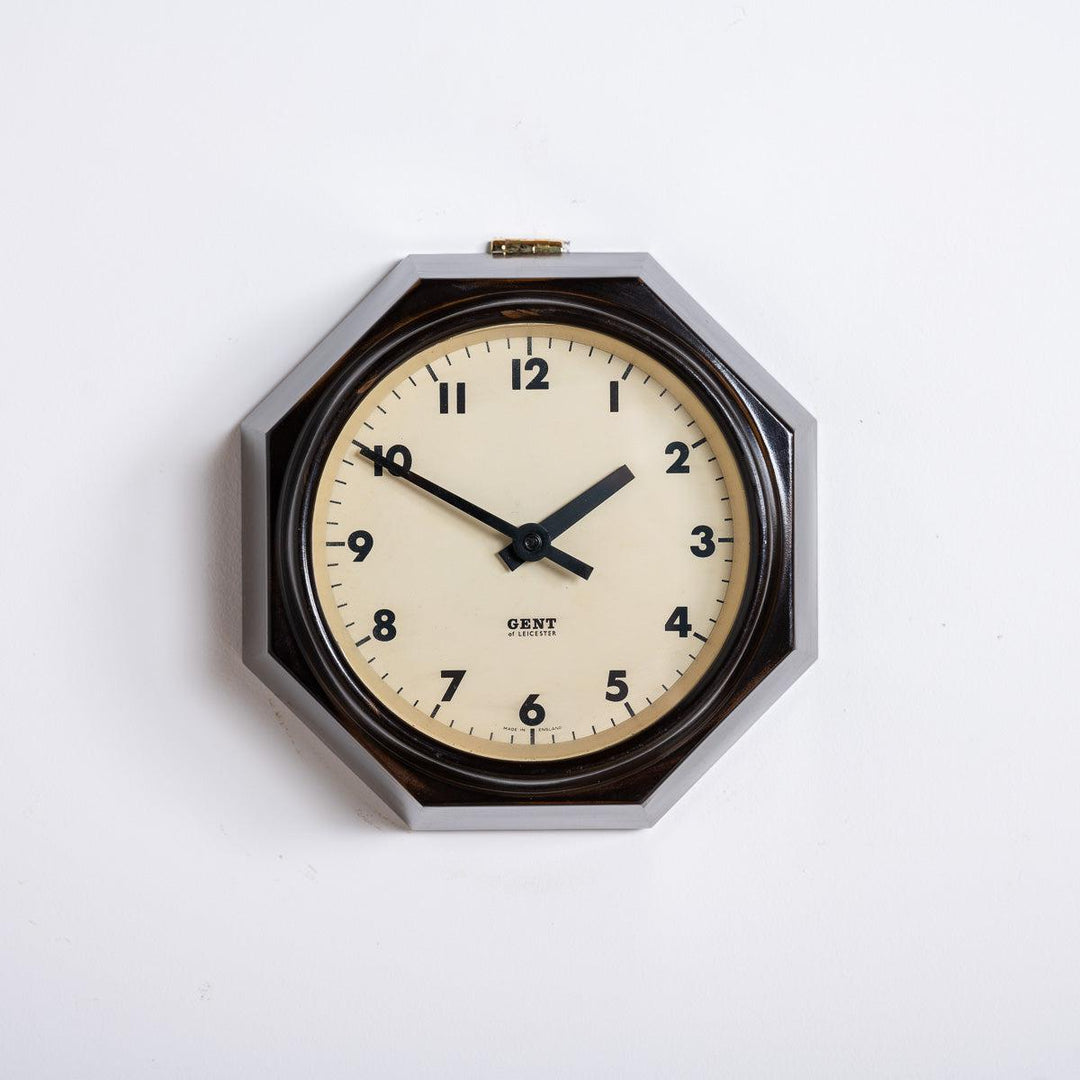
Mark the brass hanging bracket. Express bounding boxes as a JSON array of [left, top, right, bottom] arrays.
[[488, 238, 567, 257]]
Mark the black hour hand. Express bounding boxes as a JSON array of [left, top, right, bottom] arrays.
[[499, 465, 635, 572]]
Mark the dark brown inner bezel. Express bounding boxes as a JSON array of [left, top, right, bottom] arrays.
[[273, 278, 789, 800]]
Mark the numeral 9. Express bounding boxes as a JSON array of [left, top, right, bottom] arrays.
[[348, 530, 373, 561]]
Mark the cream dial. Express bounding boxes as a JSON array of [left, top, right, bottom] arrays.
[[310, 323, 751, 760]]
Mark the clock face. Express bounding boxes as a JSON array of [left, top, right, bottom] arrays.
[[308, 322, 751, 760]]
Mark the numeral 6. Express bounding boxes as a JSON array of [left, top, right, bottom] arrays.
[[518, 693, 546, 726]]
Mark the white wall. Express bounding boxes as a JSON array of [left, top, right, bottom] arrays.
[[2, 2, 1078, 1076]]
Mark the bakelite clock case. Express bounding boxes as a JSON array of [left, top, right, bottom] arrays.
[[241, 253, 816, 829]]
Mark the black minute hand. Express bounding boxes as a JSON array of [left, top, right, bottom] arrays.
[[355, 443, 594, 581], [498, 464, 635, 572]]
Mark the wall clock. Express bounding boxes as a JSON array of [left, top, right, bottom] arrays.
[[241, 243, 816, 829]]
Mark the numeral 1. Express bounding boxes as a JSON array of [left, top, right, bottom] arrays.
[[439, 382, 466, 414], [511, 356, 549, 390], [372, 444, 412, 476]]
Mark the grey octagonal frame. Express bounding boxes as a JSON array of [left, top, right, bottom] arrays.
[[241, 252, 816, 830]]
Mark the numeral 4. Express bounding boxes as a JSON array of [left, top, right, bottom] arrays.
[[664, 606, 691, 637]]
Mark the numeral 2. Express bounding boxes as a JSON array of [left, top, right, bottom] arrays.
[[511, 356, 549, 390], [665, 442, 690, 473]]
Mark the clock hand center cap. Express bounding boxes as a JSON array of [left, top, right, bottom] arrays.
[[512, 523, 550, 563]]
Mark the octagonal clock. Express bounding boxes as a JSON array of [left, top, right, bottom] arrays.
[[241, 245, 816, 829]]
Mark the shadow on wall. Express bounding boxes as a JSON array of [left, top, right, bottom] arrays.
[[206, 426, 398, 831]]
